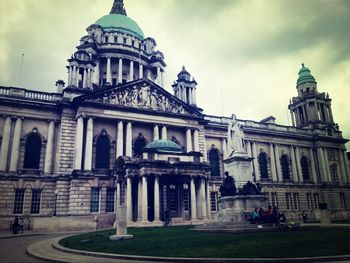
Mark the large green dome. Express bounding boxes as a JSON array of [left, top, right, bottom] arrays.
[[297, 63, 316, 86], [144, 140, 183, 153], [95, 14, 144, 40]]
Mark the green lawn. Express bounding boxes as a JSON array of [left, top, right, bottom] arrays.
[[59, 226, 350, 258]]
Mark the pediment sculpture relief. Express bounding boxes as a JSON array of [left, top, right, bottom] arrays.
[[93, 85, 191, 115]]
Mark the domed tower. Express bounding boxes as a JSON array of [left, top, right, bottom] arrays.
[[288, 64, 335, 129], [65, 0, 166, 92], [172, 66, 197, 106]]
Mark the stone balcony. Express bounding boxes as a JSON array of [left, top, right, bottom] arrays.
[[0, 86, 62, 102]]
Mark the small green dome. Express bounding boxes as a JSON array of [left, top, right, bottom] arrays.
[[95, 14, 144, 40], [297, 63, 316, 86], [144, 140, 183, 153]]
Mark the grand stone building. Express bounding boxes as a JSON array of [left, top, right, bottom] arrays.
[[0, 0, 349, 231]]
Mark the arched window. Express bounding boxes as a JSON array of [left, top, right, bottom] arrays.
[[258, 152, 268, 179], [301, 156, 310, 181], [23, 129, 42, 169], [209, 148, 220, 177], [330, 164, 339, 183], [281, 155, 290, 180], [95, 132, 110, 169], [133, 133, 146, 157]]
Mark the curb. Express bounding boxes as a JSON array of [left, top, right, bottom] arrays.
[[52, 234, 350, 263], [0, 233, 44, 239]]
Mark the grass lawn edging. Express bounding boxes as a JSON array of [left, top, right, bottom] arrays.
[[57, 227, 350, 262]]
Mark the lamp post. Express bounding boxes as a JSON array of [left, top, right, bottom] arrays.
[[53, 190, 58, 216]]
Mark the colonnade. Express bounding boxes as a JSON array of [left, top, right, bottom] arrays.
[[0, 116, 56, 173], [68, 57, 165, 89], [176, 86, 196, 105], [73, 116, 201, 171], [116, 175, 210, 223], [290, 101, 334, 127], [67, 65, 94, 89], [245, 140, 349, 184]]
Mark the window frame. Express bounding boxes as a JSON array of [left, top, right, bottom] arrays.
[[13, 189, 25, 215], [30, 189, 42, 215], [90, 188, 100, 213]]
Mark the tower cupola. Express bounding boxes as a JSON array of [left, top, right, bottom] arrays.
[[172, 66, 197, 106]]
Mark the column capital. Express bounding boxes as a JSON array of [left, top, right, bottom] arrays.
[[11, 115, 24, 120]]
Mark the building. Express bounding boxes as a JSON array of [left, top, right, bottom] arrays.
[[0, 0, 349, 231]]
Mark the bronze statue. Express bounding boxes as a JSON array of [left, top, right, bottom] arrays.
[[219, 172, 237, 197]]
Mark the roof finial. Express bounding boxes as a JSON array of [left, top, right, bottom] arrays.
[[182, 65, 185, 70], [302, 62, 305, 68], [110, 0, 127, 16]]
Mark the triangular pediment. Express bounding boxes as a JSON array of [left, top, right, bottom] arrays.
[[75, 79, 201, 116]]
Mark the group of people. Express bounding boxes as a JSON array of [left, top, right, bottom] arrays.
[[248, 206, 300, 230], [11, 216, 28, 234], [250, 206, 280, 224]]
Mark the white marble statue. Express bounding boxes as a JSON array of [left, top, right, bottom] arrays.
[[228, 114, 245, 153]]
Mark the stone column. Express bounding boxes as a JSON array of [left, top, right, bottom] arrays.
[[92, 60, 100, 86], [141, 176, 148, 222], [193, 88, 197, 105], [193, 129, 200, 152], [0, 116, 12, 171], [67, 66, 72, 86], [290, 146, 299, 182], [341, 150, 350, 183], [82, 68, 87, 88], [118, 58, 123, 84], [323, 148, 331, 182], [125, 122, 132, 157], [44, 120, 55, 174], [222, 138, 228, 159], [190, 177, 197, 220], [126, 177, 133, 221], [116, 121, 124, 158], [161, 126, 167, 140], [154, 176, 160, 221], [161, 70, 164, 88], [339, 150, 346, 185], [153, 125, 159, 141], [206, 180, 211, 219], [290, 111, 295, 126], [295, 147, 303, 182], [9, 117, 23, 172], [71, 66, 76, 86], [137, 178, 142, 221], [328, 106, 334, 123], [309, 148, 318, 183], [186, 128, 193, 152], [106, 57, 112, 84], [156, 67, 161, 85], [200, 178, 207, 219], [116, 182, 121, 207], [269, 144, 278, 181], [188, 88, 193, 104], [274, 144, 282, 181], [129, 60, 134, 81], [317, 147, 327, 182], [252, 142, 259, 181], [84, 117, 93, 171], [74, 116, 84, 170], [76, 67, 80, 87], [139, 63, 143, 79]]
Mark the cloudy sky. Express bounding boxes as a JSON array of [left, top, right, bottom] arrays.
[[1, 0, 349, 149]]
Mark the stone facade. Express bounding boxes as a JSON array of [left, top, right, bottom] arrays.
[[0, 0, 349, 231]]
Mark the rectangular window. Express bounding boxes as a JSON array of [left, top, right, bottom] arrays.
[[120, 183, 125, 205], [90, 188, 100, 213], [106, 188, 115, 213], [183, 188, 190, 212], [210, 192, 218, 212], [306, 193, 313, 210], [169, 188, 177, 212], [340, 193, 346, 209], [30, 189, 41, 214], [13, 189, 25, 214], [313, 193, 319, 210], [285, 193, 292, 210], [271, 192, 278, 208], [293, 193, 300, 210]]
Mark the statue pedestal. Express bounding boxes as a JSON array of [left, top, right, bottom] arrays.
[[224, 151, 254, 187], [214, 195, 268, 223], [110, 205, 133, 241]]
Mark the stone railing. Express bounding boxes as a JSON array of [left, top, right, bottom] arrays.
[[204, 115, 231, 124], [0, 86, 62, 102]]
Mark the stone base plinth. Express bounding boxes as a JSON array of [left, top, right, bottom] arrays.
[[109, 234, 134, 241], [214, 195, 267, 223]]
